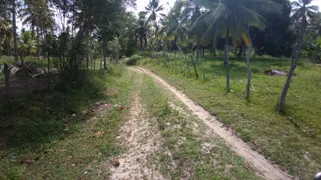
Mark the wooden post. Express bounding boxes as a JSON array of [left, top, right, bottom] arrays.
[[4, 63, 11, 104]]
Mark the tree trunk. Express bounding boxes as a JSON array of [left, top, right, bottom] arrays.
[[37, 26, 40, 61], [47, 51, 51, 89], [100, 56, 103, 70], [89, 35, 92, 69], [200, 57, 205, 81], [237, 41, 244, 59], [177, 45, 191, 76], [246, 42, 253, 100], [144, 35, 147, 49], [279, 54, 297, 112], [12, 0, 19, 63], [279, 12, 305, 112], [197, 37, 201, 62], [103, 48, 107, 70], [93, 55, 96, 70], [139, 36, 143, 50], [20, 52, 24, 65], [0, 39, 2, 59], [190, 55, 198, 79], [224, 28, 230, 92], [86, 51, 89, 70], [4, 64, 11, 104]]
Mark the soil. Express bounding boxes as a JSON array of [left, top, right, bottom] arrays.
[[110, 73, 165, 180]]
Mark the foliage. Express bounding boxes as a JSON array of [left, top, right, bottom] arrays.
[[0, 67, 133, 179], [107, 37, 122, 60], [18, 31, 36, 58], [125, 54, 143, 65]]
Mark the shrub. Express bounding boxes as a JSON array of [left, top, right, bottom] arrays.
[[126, 55, 143, 66], [139, 51, 152, 57]]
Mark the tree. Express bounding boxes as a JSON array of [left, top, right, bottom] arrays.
[[19, 0, 55, 61], [0, 18, 11, 58], [250, 0, 295, 57], [18, 31, 36, 65], [279, 0, 319, 112], [194, 0, 282, 96], [12, 0, 19, 63], [134, 12, 151, 50], [145, 0, 165, 23], [107, 37, 121, 64]]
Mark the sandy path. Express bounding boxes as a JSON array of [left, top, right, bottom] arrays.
[[110, 73, 165, 180], [130, 67, 292, 180]]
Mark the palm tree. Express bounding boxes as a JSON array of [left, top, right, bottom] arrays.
[[145, 0, 165, 23], [20, 0, 55, 61], [134, 12, 151, 50], [164, 0, 193, 75], [12, 0, 19, 63], [279, 0, 319, 112], [0, 18, 11, 58], [18, 31, 36, 65], [193, 0, 282, 95]]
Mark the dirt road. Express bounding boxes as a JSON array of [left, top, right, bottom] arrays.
[[127, 67, 292, 180]]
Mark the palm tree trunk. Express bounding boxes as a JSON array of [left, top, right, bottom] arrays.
[[190, 55, 198, 79], [20, 52, 24, 65], [139, 36, 143, 50], [197, 37, 201, 62], [238, 41, 244, 59], [37, 26, 40, 61], [246, 42, 253, 100], [12, 0, 19, 63], [177, 45, 191, 76], [100, 55, 103, 71], [200, 57, 205, 81], [279, 14, 305, 112], [224, 28, 230, 92], [0, 37, 2, 59], [103, 49, 107, 70]]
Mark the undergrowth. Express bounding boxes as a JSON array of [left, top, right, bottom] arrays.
[[0, 65, 133, 179]]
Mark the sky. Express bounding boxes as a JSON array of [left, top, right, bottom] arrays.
[[132, 0, 321, 15], [17, 0, 321, 32]]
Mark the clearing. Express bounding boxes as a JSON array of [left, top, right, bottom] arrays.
[[0, 64, 315, 179]]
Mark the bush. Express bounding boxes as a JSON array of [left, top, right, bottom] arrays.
[[139, 51, 152, 57], [126, 55, 143, 66]]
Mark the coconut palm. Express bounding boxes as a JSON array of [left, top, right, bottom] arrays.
[[145, 0, 165, 23], [133, 12, 151, 50], [18, 31, 36, 65], [20, 0, 55, 61], [12, 0, 19, 63], [0, 18, 11, 58], [279, 0, 319, 112], [193, 0, 282, 95]]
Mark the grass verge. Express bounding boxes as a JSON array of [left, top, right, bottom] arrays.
[[0, 66, 133, 179], [140, 73, 260, 179], [141, 56, 321, 179]]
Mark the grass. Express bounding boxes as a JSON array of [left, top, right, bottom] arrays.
[[140, 73, 260, 179], [0, 65, 134, 179], [140, 55, 321, 179]]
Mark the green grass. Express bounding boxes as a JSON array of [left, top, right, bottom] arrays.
[[0, 66, 134, 179], [141, 55, 321, 179], [140, 73, 260, 179]]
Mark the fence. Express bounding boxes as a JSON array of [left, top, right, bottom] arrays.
[[0, 63, 59, 104]]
